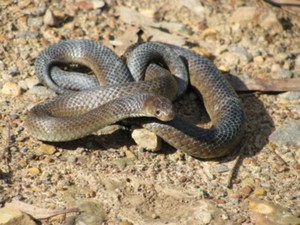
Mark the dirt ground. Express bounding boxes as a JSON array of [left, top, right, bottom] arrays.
[[0, 0, 299, 224]]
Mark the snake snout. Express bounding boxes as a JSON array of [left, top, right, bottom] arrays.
[[144, 95, 175, 121]]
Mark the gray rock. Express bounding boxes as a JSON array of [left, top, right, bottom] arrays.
[[279, 91, 300, 100], [26, 86, 55, 96], [276, 68, 293, 79], [213, 165, 229, 173], [228, 45, 253, 64], [15, 31, 40, 38], [296, 105, 300, 113], [269, 120, 300, 146], [76, 200, 107, 225], [25, 77, 40, 89], [27, 17, 43, 27], [9, 66, 20, 76]]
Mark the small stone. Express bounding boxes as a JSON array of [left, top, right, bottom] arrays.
[[26, 86, 55, 96], [229, 7, 257, 24], [259, 10, 282, 33], [132, 128, 162, 152], [279, 91, 300, 100], [38, 144, 56, 155], [76, 200, 107, 224], [43, 9, 56, 26], [1, 82, 22, 97], [240, 185, 253, 199], [269, 120, 300, 146], [9, 66, 20, 76], [114, 158, 133, 170], [253, 55, 264, 64], [67, 155, 77, 163], [271, 63, 281, 73], [0, 207, 37, 225], [253, 187, 267, 197], [27, 167, 41, 175], [25, 77, 40, 89], [276, 68, 293, 79], [248, 198, 300, 225], [213, 165, 229, 173]]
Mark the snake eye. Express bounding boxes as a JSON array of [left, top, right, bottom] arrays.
[[155, 109, 161, 117]]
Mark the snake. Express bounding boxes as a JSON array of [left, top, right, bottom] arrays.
[[25, 40, 245, 159]]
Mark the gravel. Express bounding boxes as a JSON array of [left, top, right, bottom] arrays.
[[0, 0, 299, 224]]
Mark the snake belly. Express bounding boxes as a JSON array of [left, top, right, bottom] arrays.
[[26, 40, 245, 159]]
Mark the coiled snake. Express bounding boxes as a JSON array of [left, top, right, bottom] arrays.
[[25, 40, 245, 159]]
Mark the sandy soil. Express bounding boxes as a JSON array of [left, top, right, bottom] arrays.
[[0, 0, 299, 224]]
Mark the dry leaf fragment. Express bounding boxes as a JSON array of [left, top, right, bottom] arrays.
[[6, 200, 80, 220]]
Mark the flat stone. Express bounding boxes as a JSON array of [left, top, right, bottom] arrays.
[[24, 77, 40, 89], [26, 86, 55, 96], [76, 200, 107, 224], [27, 167, 41, 175], [0, 207, 37, 225], [1, 82, 22, 97], [212, 165, 229, 173], [228, 7, 257, 24], [276, 69, 293, 79], [131, 128, 162, 152], [279, 91, 300, 100], [38, 144, 56, 155], [269, 120, 300, 146]]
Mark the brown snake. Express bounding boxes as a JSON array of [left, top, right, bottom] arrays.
[[25, 40, 245, 159]]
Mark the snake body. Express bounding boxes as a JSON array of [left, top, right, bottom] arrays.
[[25, 40, 245, 159]]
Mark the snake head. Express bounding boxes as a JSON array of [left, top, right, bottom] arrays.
[[144, 95, 175, 121]]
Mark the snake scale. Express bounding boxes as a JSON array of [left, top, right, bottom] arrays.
[[25, 40, 245, 159]]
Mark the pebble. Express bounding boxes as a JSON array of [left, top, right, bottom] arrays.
[[114, 158, 133, 170], [228, 45, 253, 65], [15, 31, 40, 39], [276, 68, 293, 79], [27, 17, 43, 28], [253, 55, 264, 64], [131, 128, 162, 152], [75, 200, 107, 224], [24, 76, 40, 89], [219, 45, 252, 68], [228, 6, 257, 24], [212, 165, 229, 173], [259, 10, 282, 33], [9, 66, 20, 76], [279, 91, 300, 100], [239, 185, 253, 199], [67, 155, 77, 163], [38, 144, 56, 155], [26, 86, 55, 96], [253, 187, 267, 197], [248, 198, 300, 225], [1, 82, 22, 97], [0, 206, 37, 225], [43, 9, 56, 26], [27, 167, 41, 175], [269, 120, 300, 146]]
